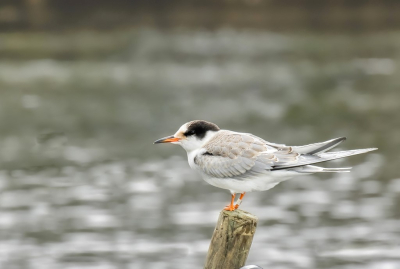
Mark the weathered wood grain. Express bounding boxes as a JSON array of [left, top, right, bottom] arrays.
[[204, 209, 258, 269]]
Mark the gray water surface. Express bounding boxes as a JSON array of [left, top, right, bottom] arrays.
[[0, 29, 399, 269]]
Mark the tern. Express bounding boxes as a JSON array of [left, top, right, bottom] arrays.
[[154, 120, 377, 211]]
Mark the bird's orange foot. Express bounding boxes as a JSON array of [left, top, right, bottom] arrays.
[[224, 204, 236, 211], [234, 204, 240, 209]]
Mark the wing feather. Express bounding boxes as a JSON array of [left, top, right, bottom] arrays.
[[194, 131, 376, 178], [194, 131, 279, 179]]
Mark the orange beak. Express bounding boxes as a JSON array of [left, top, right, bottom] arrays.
[[154, 135, 181, 144]]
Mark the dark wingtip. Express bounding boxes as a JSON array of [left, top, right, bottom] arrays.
[[306, 136, 347, 155]]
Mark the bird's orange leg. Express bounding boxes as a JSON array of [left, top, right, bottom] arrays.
[[234, 192, 246, 209], [224, 194, 236, 211]]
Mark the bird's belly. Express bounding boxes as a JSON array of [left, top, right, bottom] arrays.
[[201, 171, 295, 193]]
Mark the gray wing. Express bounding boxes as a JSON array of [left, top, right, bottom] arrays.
[[194, 131, 299, 180], [194, 131, 377, 177]]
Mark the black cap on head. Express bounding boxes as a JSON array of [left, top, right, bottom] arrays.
[[184, 120, 220, 139]]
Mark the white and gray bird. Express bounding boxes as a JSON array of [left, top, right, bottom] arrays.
[[154, 120, 377, 211]]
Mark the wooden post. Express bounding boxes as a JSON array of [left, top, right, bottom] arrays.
[[204, 209, 258, 269]]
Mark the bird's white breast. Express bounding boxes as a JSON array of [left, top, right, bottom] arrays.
[[200, 170, 295, 193], [187, 149, 204, 170]]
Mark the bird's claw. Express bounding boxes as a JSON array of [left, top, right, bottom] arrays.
[[223, 204, 236, 211]]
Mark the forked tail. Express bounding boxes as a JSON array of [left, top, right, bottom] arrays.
[[272, 137, 377, 172], [289, 165, 352, 173]]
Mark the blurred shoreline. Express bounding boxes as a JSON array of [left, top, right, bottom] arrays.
[[1, 0, 400, 32]]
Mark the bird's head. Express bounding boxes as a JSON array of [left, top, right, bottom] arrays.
[[154, 120, 220, 152]]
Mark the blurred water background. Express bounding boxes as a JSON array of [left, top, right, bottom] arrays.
[[0, 1, 400, 269]]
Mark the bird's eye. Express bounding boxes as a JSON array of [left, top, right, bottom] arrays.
[[186, 130, 195, 136]]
